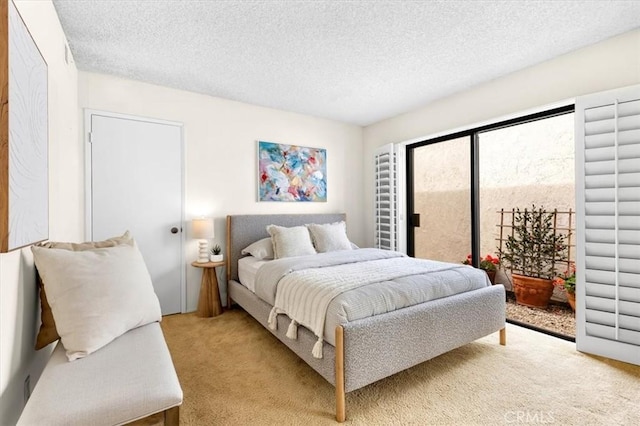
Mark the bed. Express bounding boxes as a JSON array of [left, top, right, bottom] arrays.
[[226, 213, 506, 422]]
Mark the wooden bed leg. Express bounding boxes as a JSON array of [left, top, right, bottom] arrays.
[[335, 325, 346, 423], [164, 406, 179, 426], [500, 327, 506, 346]]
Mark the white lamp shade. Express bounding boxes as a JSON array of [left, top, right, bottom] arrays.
[[192, 217, 214, 239]]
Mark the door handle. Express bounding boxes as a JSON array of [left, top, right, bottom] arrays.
[[411, 214, 421, 227], [170, 227, 179, 234]]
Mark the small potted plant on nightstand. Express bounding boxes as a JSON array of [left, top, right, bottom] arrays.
[[210, 244, 223, 262]]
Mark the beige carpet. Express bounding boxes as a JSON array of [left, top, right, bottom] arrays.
[[160, 309, 639, 425]]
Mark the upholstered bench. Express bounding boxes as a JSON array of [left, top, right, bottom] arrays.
[[17, 322, 182, 426]]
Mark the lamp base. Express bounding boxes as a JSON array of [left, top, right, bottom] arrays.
[[197, 240, 209, 263]]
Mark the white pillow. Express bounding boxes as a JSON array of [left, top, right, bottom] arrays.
[[307, 221, 352, 253], [241, 237, 274, 260], [266, 225, 316, 259], [31, 243, 161, 361]]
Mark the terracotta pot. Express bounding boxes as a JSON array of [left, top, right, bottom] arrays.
[[486, 270, 497, 285], [512, 274, 554, 309], [566, 291, 576, 311]]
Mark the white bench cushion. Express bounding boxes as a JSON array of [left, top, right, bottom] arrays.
[[18, 322, 182, 426]]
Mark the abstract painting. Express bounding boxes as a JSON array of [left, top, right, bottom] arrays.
[[258, 141, 326, 202]]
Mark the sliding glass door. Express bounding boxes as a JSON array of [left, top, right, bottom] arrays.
[[478, 113, 576, 263], [407, 136, 471, 262], [407, 105, 575, 271]]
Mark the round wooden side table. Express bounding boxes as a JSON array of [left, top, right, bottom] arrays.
[[191, 260, 225, 317]]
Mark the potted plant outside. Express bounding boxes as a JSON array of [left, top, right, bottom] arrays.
[[499, 205, 568, 309], [462, 254, 500, 285], [210, 244, 223, 262], [553, 263, 576, 311]]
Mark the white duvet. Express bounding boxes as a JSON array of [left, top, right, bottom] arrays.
[[256, 248, 491, 358]]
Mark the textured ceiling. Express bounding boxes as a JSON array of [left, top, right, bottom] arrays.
[[52, 0, 640, 126]]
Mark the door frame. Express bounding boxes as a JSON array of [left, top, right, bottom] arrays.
[[84, 109, 187, 314]]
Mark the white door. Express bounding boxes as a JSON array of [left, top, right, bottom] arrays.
[[87, 111, 184, 315]]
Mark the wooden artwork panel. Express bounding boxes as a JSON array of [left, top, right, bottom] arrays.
[[1, 0, 48, 252]]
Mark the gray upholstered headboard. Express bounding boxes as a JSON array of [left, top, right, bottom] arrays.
[[226, 213, 346, 282]]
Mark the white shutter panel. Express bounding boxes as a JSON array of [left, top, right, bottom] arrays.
[[374, 144, 397, 251], [576, 84, 640, 366]]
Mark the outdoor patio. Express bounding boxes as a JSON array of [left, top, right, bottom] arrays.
[[506, 292, 575, 339]]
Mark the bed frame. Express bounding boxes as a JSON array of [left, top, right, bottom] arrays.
[[226, 214, 506, 422]]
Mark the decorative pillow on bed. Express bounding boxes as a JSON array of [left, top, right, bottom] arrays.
[[31, 241, 161, 361], [241, 237, 274, 260], [307, 221, 352, 253], [34, 232, 133, 350], [266, 225, 316, 259]]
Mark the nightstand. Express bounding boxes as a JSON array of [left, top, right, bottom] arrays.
[[191, 260, 225, 317]]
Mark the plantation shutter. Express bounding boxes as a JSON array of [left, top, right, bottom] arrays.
[[575, 84, 640, 366], [374, 144, 398, 251]]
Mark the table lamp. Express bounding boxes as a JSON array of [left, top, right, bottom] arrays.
[[192, 217, 214, 263]]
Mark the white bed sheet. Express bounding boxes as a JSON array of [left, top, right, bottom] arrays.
[[238, 256, 269, 293]]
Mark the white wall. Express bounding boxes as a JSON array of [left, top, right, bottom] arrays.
[[0, 1, 79, 424], [363, 29, 640, 247], [3, 10, 636, 424], [78, 71, 364, 311]]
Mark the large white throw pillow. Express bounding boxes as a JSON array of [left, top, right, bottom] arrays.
[[31, 243, 161, 361], [266, 224, 316, 259], [307, 221, 353, 253]]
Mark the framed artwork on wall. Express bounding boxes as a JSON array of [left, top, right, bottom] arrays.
[[0, 0, 49, 252], [258, 141, 327, 202]]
